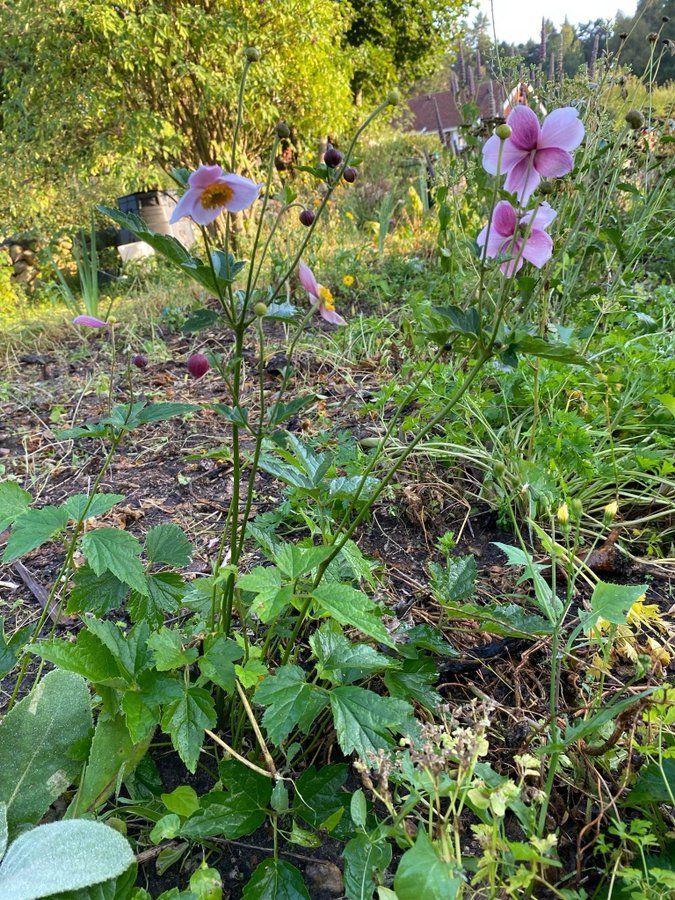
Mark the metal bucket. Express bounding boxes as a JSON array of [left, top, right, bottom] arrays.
[[116, 189, 195, 248]]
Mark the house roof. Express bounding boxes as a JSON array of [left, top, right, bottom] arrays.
[[407, 81, 507, 133]]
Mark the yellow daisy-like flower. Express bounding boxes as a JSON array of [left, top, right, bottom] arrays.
[[342, 275, 355, 287], [345, 211, 354, 220]]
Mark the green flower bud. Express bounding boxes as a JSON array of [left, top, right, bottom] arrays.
[[253, 302, 268, 317], [275, 121, 290, 139], [557, 502, 570, 526], [495, 123, 512, 140], [493, 460, 506, 477], [603, 500, 619, 524], [570, 498, 583, 518], [539, 181, 555, 195], [386, 88, 401, 106], [245, 47, 261, 62]]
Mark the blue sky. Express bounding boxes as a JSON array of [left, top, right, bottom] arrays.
[[476, 0, 637, 44]]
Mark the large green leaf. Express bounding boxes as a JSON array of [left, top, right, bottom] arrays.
[[0, 482, 31, 533], [511, 334, 590, 368], [84, 617, 151, 682], [253, 666, 328, 745], [242, 859, 310, 900], [429, 555, 476, 604], [3, 505, 69, 562], [0, 618, 33, 680], [62, 493, 124, 522], [128, 572, 186, 627], [312, 584, 395, 647], [145, 524, 194, 567], [81, 528, 147, 594], [292, 764, 350, 835], [329, 687, 412, 759], [0, 670, 93, 840], [310, 621, 399, 685], [343, 832, 392, 900], [0, 819, 134, 900], [161, 686, 216, 772], [33, 631, 126, 688], [198, 635, 242, 693], [69, 714, 153, 815], [583, 581, 648, 631], [67, 565, 129, 617], [181, 760, 272, 840], [394, 831, 461, 900], [272, 544, 333, 579]]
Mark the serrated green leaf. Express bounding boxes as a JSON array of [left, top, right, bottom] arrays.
[[328, 476, 379, 502], [3, 505, 69, 562], [310, 621, 399, 685], [0, 482, 31, 533], [198, 635, 242, 693], [434, 305, 480, 336], [62, 494, 124, 522], [0, 618, 33, 680], [161, 686, 216, 773], [33, 631, 126, 688], [272, 544, 333, 579], [253, 666, 328, 746], [67, 565, 129, 617], [293, 764, 351, 838], [429, 555, 476, 605], [148, 628, 198, 671], [384, 656, 441, 709], [312, 584, 394, 648], [242, 859, 310, 900], [128, 572, 186, 627], [512, 334, 589, 368], [266, 394, 316, 427], [81, 529, 146, 594], [180, 309, 221, 333], [85, 617, 152, 682], [136, 403, 200, 425], [329, 687, 412, 759], [145, 524, 194, 567]]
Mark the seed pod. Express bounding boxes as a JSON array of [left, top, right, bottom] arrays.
[[495, 123, 512, 140], [187, 353, 209, 379], [132, 353, 148, 369], [299, 208, 315, 227], [647, 32, 658, 42], [343, 166, 358, 183], [324, 147, 342, 168], [625, 109, 645, 130], [253, 302, 268, 317]]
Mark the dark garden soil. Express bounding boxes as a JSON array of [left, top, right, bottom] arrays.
[[1, 320, 673, 896]]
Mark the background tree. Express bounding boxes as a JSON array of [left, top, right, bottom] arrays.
[[344, 0, 471, 103], [613, 0, 675, 83], [0, 0, 355, 234]]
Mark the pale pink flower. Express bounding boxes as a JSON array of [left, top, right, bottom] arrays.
[[483, 106, 584, 204], [170, 165, 262, 226], [477, 201, 556, 276], [73, 315, 107, 328], [298, 262, 346, 326]]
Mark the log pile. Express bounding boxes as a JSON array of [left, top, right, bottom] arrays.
[[1, 238, 39, 290]]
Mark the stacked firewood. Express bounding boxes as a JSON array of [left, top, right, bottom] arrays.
[[1, 238, 39, 289]]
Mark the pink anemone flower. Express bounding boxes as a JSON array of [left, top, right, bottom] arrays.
[[170, 165, 262, 226], [298, 262, 346, 326], [73, 315, 107, 328], [483, 106, 584, 204], [477, 201, 556, 276]]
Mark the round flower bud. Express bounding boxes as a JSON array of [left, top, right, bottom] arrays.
[[570, 498, 583, 518], [495, 123, 512, 140], [254, 302, 268, 317], [386, 88, 401, 106], [343, 166, 358, 183], [538, 181, 555, 195], [618, 31, 628, 40], [493, 460, 506, 477], [662, 16, 670, 22], [299, 208, 315, 227], [647, 31, 658, 42], [625, 109, 645, 130], [603, 500, 619, 524], [132, 353, 148, 369], [245, 47, 261, 61], [557, 502, 570, 526], [275, 121, 290, 139], [187, 353, 209, 379], [324, 147, 342, 168]]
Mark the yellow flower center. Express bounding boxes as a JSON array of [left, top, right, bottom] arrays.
[[200, 182, 234, 210], [318, 286, 335, 312]]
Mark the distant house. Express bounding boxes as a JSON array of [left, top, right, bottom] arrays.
[[406, 81, 507, 151]]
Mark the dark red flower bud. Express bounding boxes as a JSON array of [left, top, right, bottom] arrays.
[[187, 353, 209, 379], [132, 354, 148, 369], [343, 166, 358, 183], [324, 147, 342, 168], [299, 208, 315, 227]]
